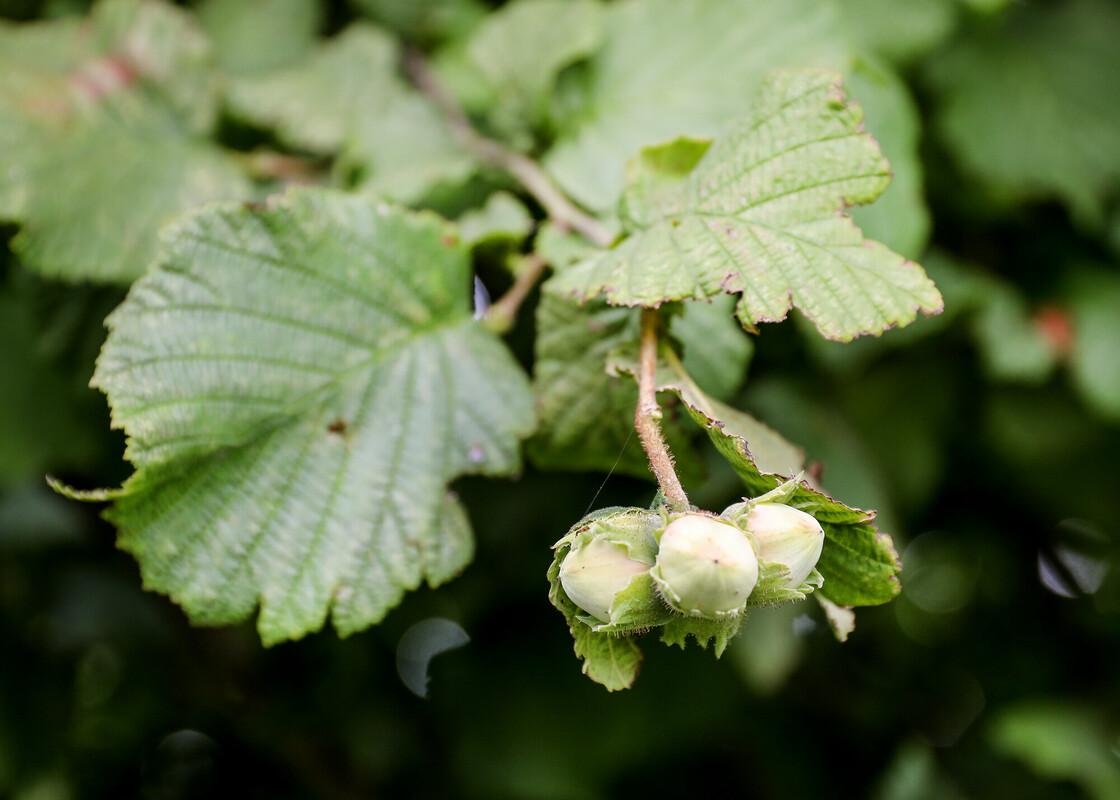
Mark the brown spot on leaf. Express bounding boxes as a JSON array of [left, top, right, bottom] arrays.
[[327, 418, 348, 435]]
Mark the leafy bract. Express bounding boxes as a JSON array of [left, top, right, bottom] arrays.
[[927, 0, 1120, 226], [436, 0, 603, 145], [84, 189, 535, 643], [228, 24, 473, 202], [547, 506, 658, 690], [544, 0, 849, 212], [551, 70, 943, 341], [0, 0, 248, 281]]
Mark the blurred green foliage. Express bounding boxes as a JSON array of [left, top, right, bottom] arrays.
[[1, 0, 1119, 797]]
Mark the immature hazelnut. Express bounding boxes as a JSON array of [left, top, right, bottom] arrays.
[[745, 503, 824, 588], [651, 513, 759, 618], [559, 536, 651, 622]]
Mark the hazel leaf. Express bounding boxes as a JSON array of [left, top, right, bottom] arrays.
[[78, 188, 535, 644], [550, 69, 943, 342]]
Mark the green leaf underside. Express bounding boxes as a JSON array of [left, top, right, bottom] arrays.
[[90, 189, 534, 643], [228, 24, 473, 202], [551, 69, 942, 342], [528, 294, 700, 480], [612, 351, 900, 606]]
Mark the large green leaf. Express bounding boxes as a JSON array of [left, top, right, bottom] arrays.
[[228, 24, 473, 202], [544, 0, 849, 212], [83, 189, 535, 643], [551, 70, 942, 342], [926, 0, 1120, 226]]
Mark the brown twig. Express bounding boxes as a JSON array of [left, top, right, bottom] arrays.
[[484, 254, 549, 333], [237, 150, 323, 185], [403, 48, 614, 248], [636, 309, 690, 510]]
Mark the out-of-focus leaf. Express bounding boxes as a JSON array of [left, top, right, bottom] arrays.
[[848, 57, 930, 260], [195, 0, 321, 75], [1, 0, 247, 281], [551, 70, 943, 342], [0, 281, 103, 485], [989, 703, 1120, 800], [748, 378, 898, 533], [840, 0, 958, 65], [228, 24, 474, 202], [728, 603, 804, 694], [1066, 268, 1120, 421], [873, 741, 963, 800], [349, 0, 486, 45], [544, 0, 849, 212], [12, 105, 250, 282], [456, 191, 532, 248], [672, 295, 753, 403], [927, 0, 1120, 226], [437, 0, 603, 145], [78, 188, 535, 644], [971, 281, 1057, 384]]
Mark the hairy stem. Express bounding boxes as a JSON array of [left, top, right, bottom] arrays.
[[636, 309, 690, 510], [403, 48, 614, 248], [483, 254, 549, 333]]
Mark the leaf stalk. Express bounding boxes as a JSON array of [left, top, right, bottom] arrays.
[[636, 309, 690, 511]]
